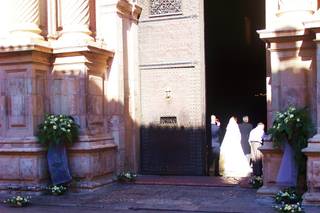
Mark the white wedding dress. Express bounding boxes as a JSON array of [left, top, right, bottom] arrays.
[[219, 117, 252, 177]]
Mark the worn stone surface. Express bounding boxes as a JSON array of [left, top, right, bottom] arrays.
[[0, 183, 319, 213]]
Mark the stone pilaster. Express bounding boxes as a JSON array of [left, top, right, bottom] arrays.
[[58, 0, 94, 43], [9, 0, 43, 41], [301, 16, 320, 206], [258, 1, 317, 201], [0, 45, 52, 193]]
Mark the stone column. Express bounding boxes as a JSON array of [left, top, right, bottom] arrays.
[[9, 0, 43, 41], [258, 0, 317, 200], [302, 16, 320, 205], [58, 0, 94, 43], [0, 2, 10, 39], [275, 0, 316, 27], [278, 0, 314, 11]]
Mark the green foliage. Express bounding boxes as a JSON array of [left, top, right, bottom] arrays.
[[268, 107, 314, 174], [37, 114, 79, 147]]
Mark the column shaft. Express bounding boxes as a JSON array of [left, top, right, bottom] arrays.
[[59, 0, 93, 42], [10, 0, 43, 40]]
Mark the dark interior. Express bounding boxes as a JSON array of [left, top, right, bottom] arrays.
[[204, 0, 267, 137]]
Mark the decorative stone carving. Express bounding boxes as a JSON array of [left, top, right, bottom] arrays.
[[6, 71, 27, 128], [150, 0, 182, 16], [10, 0, 43, 40]]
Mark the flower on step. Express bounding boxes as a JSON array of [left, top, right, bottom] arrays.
[[117, 171, 137, 182], [3, 195, 31, 207], [47, 185, 67, 195]]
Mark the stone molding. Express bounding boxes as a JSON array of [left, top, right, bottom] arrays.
[[117, 0, 142, 22]]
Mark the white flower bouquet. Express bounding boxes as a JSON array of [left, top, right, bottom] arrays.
[[37, 114, 79, 147]]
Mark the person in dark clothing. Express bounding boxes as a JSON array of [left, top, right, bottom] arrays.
[[238, 116, 253, 163], [210, 115, 221, 176]]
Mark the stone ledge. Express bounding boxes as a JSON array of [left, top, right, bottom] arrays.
[[70, 174, 114, 192], [0, 182, 48, 195], [303, 192, 320, 206], [0, 42, 52, 53]]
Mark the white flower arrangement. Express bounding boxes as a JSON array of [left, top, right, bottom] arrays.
[[3, 195, 31, 207], [249, 175, 263, 189], [47, 185, 67, 196], [268, 106, 313, 178], [37, 114, 79, 147], [273, 188, 304, 213], [273, 202, 304, 213], [117, 171, 137, 182]]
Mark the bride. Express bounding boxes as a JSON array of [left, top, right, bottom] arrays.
[[219, 116, 252, 177]]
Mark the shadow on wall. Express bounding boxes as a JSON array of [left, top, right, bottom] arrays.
[[268, 25, 316, 123], [140, 125, 206, 176]]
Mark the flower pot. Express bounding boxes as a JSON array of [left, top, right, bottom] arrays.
[[47, 143, 72, 185]]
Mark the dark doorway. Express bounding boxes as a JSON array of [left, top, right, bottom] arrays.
[[205, 0, 267, 138]]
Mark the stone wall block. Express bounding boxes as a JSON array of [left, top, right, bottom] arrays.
[[308, 157, 320, 191], [0, 157, 20, 179], [69, 154, 91, 178], [19, 157, 37, 179], [257, 142, 283, 197]]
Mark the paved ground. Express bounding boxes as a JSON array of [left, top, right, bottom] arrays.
[[0, 177, 318, 213]]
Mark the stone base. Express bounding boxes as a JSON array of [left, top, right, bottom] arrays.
[[0, 135, 117, 193], [0, 182, 48, 196], [256, 185, 281, 204], [69, 174, 114, 193], [257, 185, 281, 197], [68, 135, 117, 191], [303, 192, 320, 206], [0, 138, 49, 194]]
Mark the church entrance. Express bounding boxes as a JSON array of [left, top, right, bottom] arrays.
[[139, 0, 266, 176], [205, 0, 267, 149]]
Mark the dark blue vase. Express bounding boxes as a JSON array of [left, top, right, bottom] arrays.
[[47, 142, 72, 185]]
